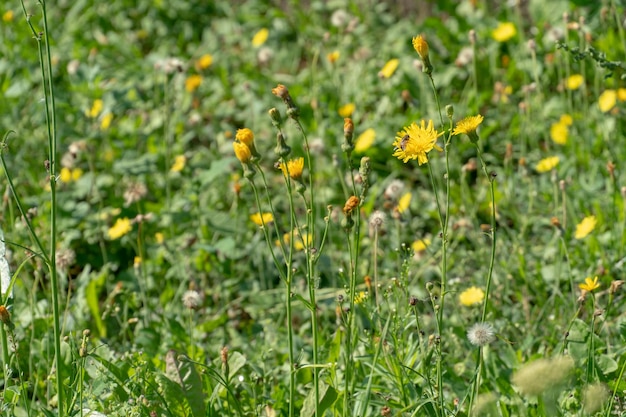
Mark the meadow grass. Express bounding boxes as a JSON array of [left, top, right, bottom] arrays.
[[1, 0, 626, 416]]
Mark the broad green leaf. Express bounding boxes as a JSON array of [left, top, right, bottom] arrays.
[[301, 381, 338, 417], [164, 350, 206, 417]]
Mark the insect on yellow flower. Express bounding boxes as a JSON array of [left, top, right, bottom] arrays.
[[392, 120, 443, 165], [579, 276, 600, 292]]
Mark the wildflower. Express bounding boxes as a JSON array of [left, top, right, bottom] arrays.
[[459, 286, 485, 306], [123, 182, 148, 206], [108, 218, 132, 240], [233, 141, 252, 164], [535, 156, 559, 173], [574, 215, 596, 239], [392, 120, 443, 165], [182, 290, 203, 310], [411, 238, 430, 253], [355, 128, 376, 153], [452, 114, 484, 143], [235, 127, 260, 159], [133, 256, 142, 268], [579, 276, 600, 292], [550, 121, 568, 145], [343, 196, 360, 215], [338, 103, 355, 118], [378, 58, 399, 78], [566, 74, 584, 90], [257, 47, 273, 65], [100, 112, 113, 130], [492, 22, 517, 42], [282, 229, 311, 250], [155, 232, 164, 244], [279, 157, 304, 180], [155, 57, 184, 74], [368, 210, 386, 232], [559, 114, 573, 125], [60, 167, 83, 183], [384, 180, 405, 201], [412, 34, 433, 74], [354, 291, 367, 304], [467, 322, 496, 346], [86, 99, 103, 118], [2, 10, 13, 22], [618, 88, 626, 102], [330, 9, 350, 27], [252, 28, 269, 47], [598, 89, 617, 112], [185, 75, 202, 93], [56, 248, 76, 270], [397, 192, 411, 213], [511, 356, 574, 396], [195, 54, 213, 70], [170, 155, 186, 173], [272, 84, 298, 118], [327, 50, 340, 63], [0, 306, 11, 325], [250, 212, 274, 226]]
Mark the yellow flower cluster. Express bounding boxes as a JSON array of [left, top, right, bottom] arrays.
[[550, 114, 572, 145]]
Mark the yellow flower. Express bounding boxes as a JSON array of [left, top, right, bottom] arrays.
[[559, 114, 573, 126], [100, 112, 113, 130], [575, 215, 596, 239], [252, 28, 269, 47], [86, 99, 103, 118], [236, 128, 254, 147], [618, 88, 626, 102], [354, 291, 367, 304], [170, 155, 186, 172], [397, 192, 411, 213], [279, 157, 304, 180], [59, 167, 72, 183], [535, 156, 559, 173], [185, 74, 202, 93], [327, 50, 340, 64], [411, 238, 431, 253], [196, 54, 213, 70], [598, 89, 617, 112], [392, 120, 443, 165], [566, 74, 584, 90], [134, 256, 142, 267], [379, 58, 399, 78], [550, 121, 568, 145], [338, 103, 355, 118], [579, 276, 600, 292], [2, 10, 14, 22], [108, 218, 132, 240], [282, 229, 311, 251], [412, 35, 429, 59], [492, 22, 517, 42], [452, 114, 484, 143], [233, 142, 252, 163], [155, 232, 164, 244], [250, 212, 274, 226], [355, 128, 376, 153], [72, 168, 83, 181], [459, 286, 485, 307]]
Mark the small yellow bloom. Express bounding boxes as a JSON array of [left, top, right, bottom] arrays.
[[379, 59, 399, 78], [559, 114, 573, 126], [397, 192, 411, 213], [100, 112, 113, 130], [492, 22, 517, 42], [550, 121, 568, 145], [575, 215, 597, 239], [618, 88, 626, 102], [579, 276, 600, 292], [185, 74, 202, 93], [393, 120, 443, 165], [354, 291, 367, 304], [2, 10, 14, 22], [566, 74, 584, 90], [282, 229, 311, 251], [279, 157, 305, 180], [72, 168, 84, 181], [134, 256, 142, 267], [196, 54, 213, 70], [535, 156, 559, 173], [86, 99, 103, 118], [233, 142, 252, 163], [411, 238, 431, 253], [108, 217, 132, 240], [354, 128, 376, 153], [598, 89, 617, 112], [459, 286, 485, 307], [252, 28, 269, 47], [452, 114, 484, 143], [155, 232, 164, 244], [412, 35, 429, 59], [250, 212, 274, 226], [59, 167, 72, 183], [235, 128, 255, 147], [338, 103, 355, 118], [327, 50, 340, 64], [170, 155, 186, 173]]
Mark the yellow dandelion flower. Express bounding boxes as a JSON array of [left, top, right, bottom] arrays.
[[397, 192, 411, 213], [100, 112, 113, 130], [550, 122, 568, 145], [3, 10, 14, 22], [250, 212, 274, 226], [108, 217, 132, 240], [155, 232, 164, 244], [566, 74, 584, 90], [355, 128, 376, 153], [86, 99, 103, 118], [412, 35, 429, 59], [579, 276, 600, 292], [279, 157, 304, 180], [411, 238, 431, 252], [196, 54, 213, 70], [338, 103, 355, 118], [185, 74, 202, 93], [535, 156, 559, 173], [392, 120, 443, 165], [574, 215, 596, 239], [233, 142, 252, 164], [170, 155, 186, 173], [452, 114, 484, 143], [492, 22, 517, 42], [459, 286, 485, 307], [59, 167, 72, 183], [354, 291, 367, 304], [327, 50, 340, 63], [618, 88, 626, 102], [236, 128, 255, 147], [252, 28, 269, 47], [559, 114, 573, 126], [71, 168, 84, 181], [283, 229, 311, 251], [598, 89, 617, 113], [379, 58, 399, 78], [134, 256, 142, 268]]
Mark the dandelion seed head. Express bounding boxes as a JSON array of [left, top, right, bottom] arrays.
[[467, 322, 495, 346]]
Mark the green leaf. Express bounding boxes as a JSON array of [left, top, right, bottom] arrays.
[[301, 381, 338, 417], [164, 350, 206, 417], [596, 354, 618, 376], [84, 266, 106, 338], [227, 351, 246, 381]]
